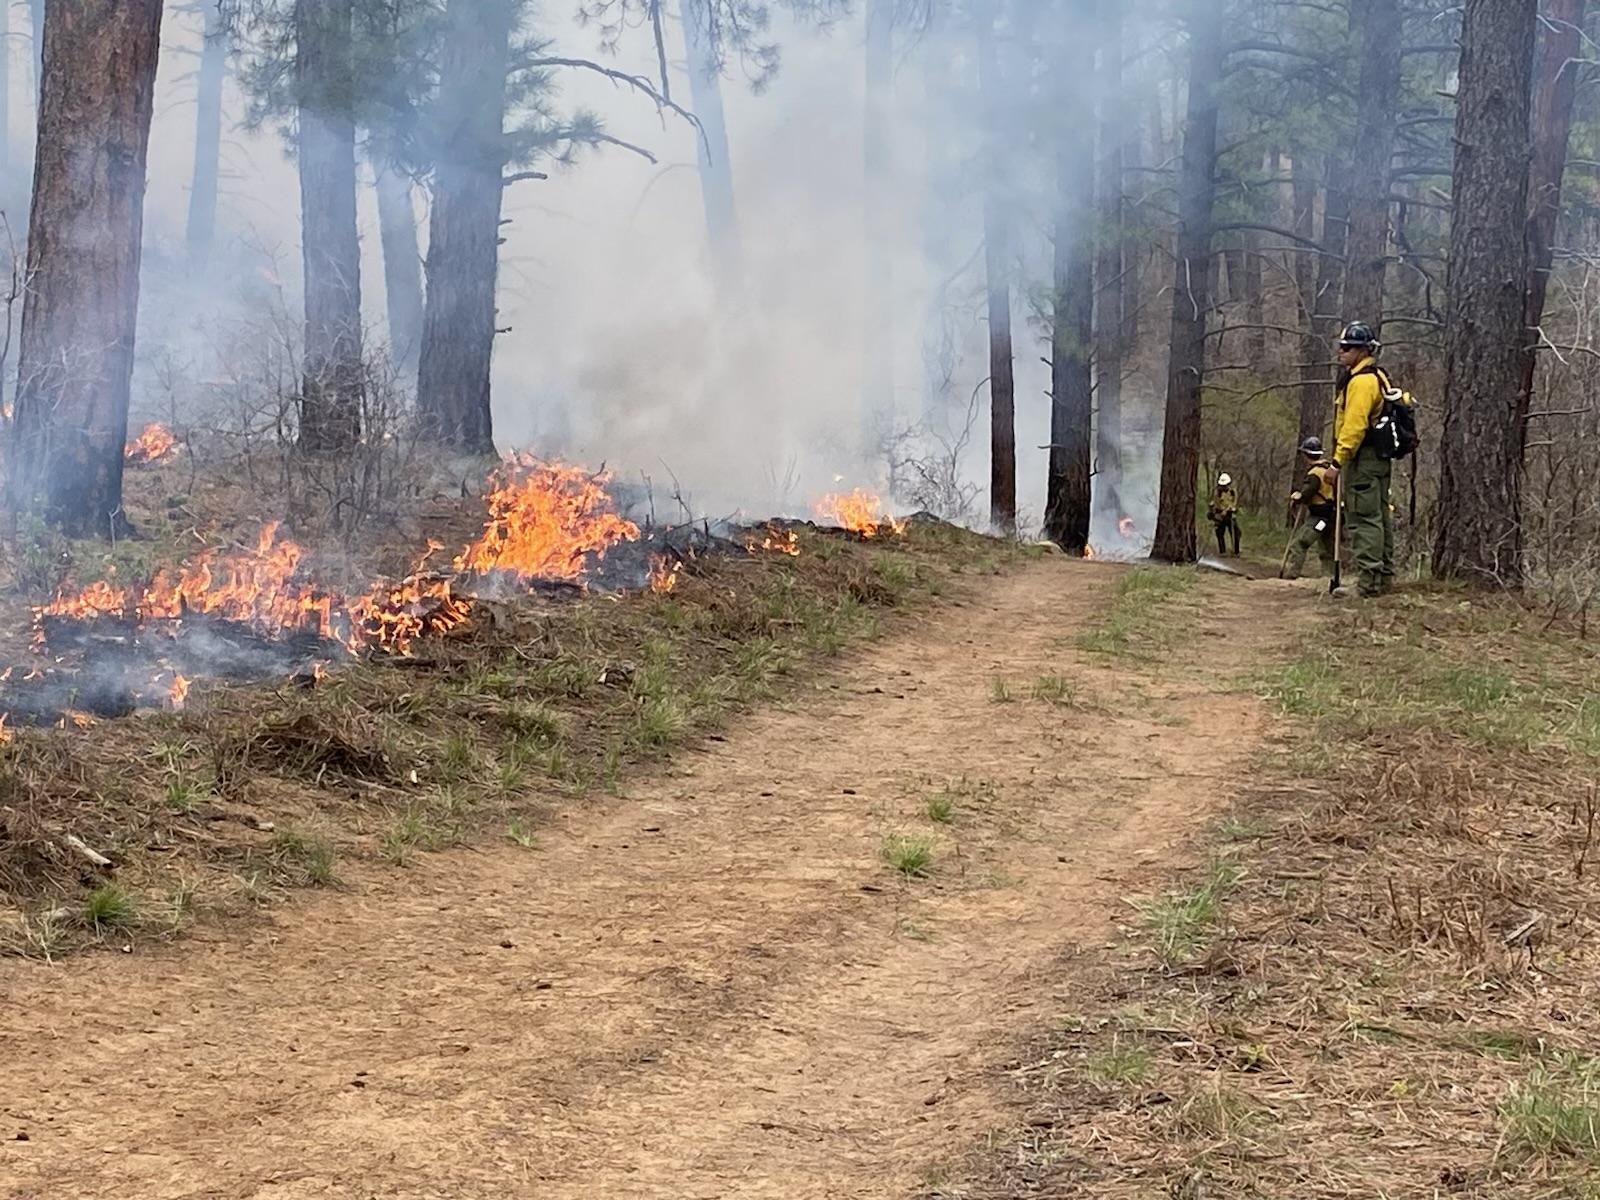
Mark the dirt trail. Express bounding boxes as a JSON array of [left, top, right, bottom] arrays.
[[0, 560, 1308, 1200]]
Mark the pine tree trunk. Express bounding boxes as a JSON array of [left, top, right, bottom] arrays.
[[1291, 145, 1328, 506], [681, 0, 741, 291], [10, 0, 163, 536], [1094, 5, 1126, 517], [860, 0, 894, 453], [1306, 154, 1351, 442], [1152, 6, 1222, 564], [1243, 227, 1264, 356], [416, 0, 512, 453], [1342, 0, 1402, 331], [978, 14, 1014, 535], [1521, 0, 1585, 413], [1434, 0, 1536, 587], [296, 0, 363, 452], [1045, 5, 1095, 553], [28, 0, 43, 106], [374, 159, 425, 378], [185, 0, 227, 268]]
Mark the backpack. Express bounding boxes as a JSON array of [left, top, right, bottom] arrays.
[[1356, 364, 1419, 461]]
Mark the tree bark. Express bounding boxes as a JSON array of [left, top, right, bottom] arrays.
[[296, 0, 363, 452], [1434, 0, 1536, 587], [1305, 153, 1351, 442], [978, 13, 1014, 536], [28, 0, 43, 107], [416, 0, 513, 453], [1290, 144, 1330, 511], [682, 0, 741, 293], [374, 158, 425, 378], [1342, 0, 1402, 332], [1152, 5, 1222, 564], [11, 0, 163, 536], [860, 0, 894, 454], [1094, 4, 1126, 519], [1045, 3, 1095, 553], [185, 0, 227, 269], [1521, 0, 1585, 415]]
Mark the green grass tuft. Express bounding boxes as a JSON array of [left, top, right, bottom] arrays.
[[1501, 1056, 1600, 1161], [1031, 674, 1076, 705], [269, 829, 339, 887], [1084, 1040, 1153, 1086], [1140, 861, 1240, 964], [882, 832, 936, 878], [82, 883, 136, 931]]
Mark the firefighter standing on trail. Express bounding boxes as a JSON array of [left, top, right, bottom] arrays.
[[1283, 436, 1338, 579], [1208, 473, 1241, 557], [1328, 321, 1395, 597]]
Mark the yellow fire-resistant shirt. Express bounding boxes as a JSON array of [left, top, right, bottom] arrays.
[[1333, 356, 1384, 468]]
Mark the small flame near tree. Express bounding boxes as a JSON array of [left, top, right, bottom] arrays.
[[813, 489, 906, 538], [125, 423, 180, 465]]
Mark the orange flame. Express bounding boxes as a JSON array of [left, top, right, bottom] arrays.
[[746, 525, 801, 557], [648, 557, 679, 594], [36, 456, 650, 678], [455, 455, 639, 581], [814, 489, 906, 538], [167, 673, 191, 709], [59, 710, 95, 730], [1083, 545, 1097, 560], [125, 423, 180, 465], [39, 523, 472, 657], [0, 714, 10, 744]]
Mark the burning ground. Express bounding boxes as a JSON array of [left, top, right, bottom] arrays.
[[0, 455, 1011, 950]]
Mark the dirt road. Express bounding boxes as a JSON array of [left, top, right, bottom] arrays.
[[0, 561, 1306, 1199]]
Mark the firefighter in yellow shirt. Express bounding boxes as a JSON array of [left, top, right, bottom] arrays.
[[1283, 436, 1338, 579], [1326, 321, 1394, 596], [1207, 473, 1241, 557]]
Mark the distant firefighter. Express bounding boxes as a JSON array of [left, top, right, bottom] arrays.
[[1207, 473, 1241, 557]]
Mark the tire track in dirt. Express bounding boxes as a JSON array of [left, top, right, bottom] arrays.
[[0, 560, 1308, 1199]]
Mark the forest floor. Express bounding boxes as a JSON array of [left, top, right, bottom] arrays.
[[0, 549, 1307, 1199], [2, 507, 1595, 1198]]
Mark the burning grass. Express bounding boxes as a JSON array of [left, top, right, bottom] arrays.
[[0, 511, 1014, 957], [949, 589, 1600, 1199]]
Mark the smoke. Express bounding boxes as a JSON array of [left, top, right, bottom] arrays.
[[86, 3, 1161, 536]]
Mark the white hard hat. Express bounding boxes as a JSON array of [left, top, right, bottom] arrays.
[[1218, 473, 1232, 487]]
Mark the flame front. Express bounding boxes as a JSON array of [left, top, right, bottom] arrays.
[[40, 522, 468, 657], [455, 455, 639, 581], [26, 455, 655, 719], [813, 489, 906, 538], [125, 423, 180, 465]]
